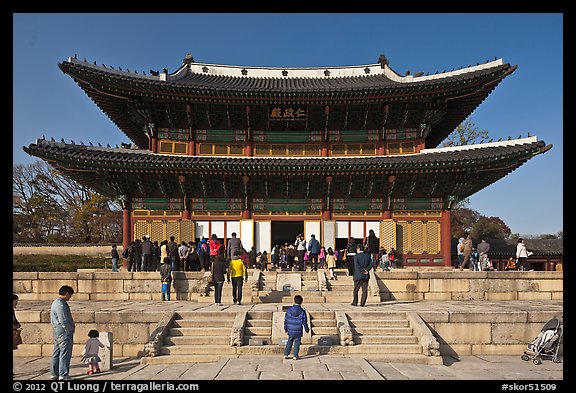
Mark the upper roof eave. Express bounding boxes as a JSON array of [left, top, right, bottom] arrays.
[[60, 56, 512, 93]]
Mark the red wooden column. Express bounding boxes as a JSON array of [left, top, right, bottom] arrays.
[[440, 209, 452, 266], [122, 204, 131, 270]]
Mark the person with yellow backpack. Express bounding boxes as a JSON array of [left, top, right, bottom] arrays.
[[227, 250, 248, 305]]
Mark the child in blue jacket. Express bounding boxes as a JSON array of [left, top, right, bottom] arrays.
[[283, 295, 309, 360]]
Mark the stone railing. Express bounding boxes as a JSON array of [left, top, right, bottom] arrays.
[[406, 312, 441, 356], [143, 312, 177, 357], [335, 311, 354, 346], [230, 312, 247, 346]]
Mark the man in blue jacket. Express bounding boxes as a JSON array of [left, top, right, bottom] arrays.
[[351, 244, 373, 307], [307, 234, 321, 271], [283, 295, 309, 360]]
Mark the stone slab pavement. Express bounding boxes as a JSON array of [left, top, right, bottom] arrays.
[[13, 354, 563, 381]]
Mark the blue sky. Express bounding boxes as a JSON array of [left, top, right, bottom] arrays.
[[12, 13, 563, 237]]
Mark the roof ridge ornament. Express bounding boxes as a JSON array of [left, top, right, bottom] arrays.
[[378, 54, 389, 68], [183, 53, 194, 65]]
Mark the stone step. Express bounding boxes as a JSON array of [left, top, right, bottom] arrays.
[[159, 345, 237, 355], [235, 345, 349, 356], [245, 319, 272, 327], [310, 319, 336, 327], [353, 335, 419, 344], [243, 333, 272, 341], [350, 327, 413, 335], [309, 311, 335, 319], [255, 296, 325, 303], [169, 327, 232, 336], [141, 354, 225, 364], [311, 327, 338, 335], [246, 311, 273, 318], [142, 352, 442, 365], [244, 327, 272, 335], [346, 344, 422, 354], [347, 319, 409, 327], [176, 311, 236, 319], [173, 320, 228, 328], [347, 312, 407, 319], [165, 336, 230, 345]]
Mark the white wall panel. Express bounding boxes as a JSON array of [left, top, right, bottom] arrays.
[[195, 221, 210, 239], [240, 220, 254, 250], [255, 221, 271, 254], [366, 221, 380, 236], [322, 220, 335, 250], [336, 221, 349, 238], [305, 221, 321, 243], [211, 221, 225, 238], [226, 221, 240, 238], [350, 221, 364, 238]]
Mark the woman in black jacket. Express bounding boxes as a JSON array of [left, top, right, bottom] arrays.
[[211, 247, 228, 306]]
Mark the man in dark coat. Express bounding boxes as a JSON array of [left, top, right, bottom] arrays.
[[283, 295, 309, 360], [351, 244, 373, 307]]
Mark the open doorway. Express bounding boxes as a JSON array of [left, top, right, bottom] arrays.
[[271, 221, 304, 248]]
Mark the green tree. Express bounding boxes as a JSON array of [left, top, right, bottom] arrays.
[[471, 216, 511, 239], [441, 119, 490, 147]]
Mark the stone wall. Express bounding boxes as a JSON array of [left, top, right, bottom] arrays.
[[375, 271, 563, 301], [13, 245, 122, 257], [13, 271, 206, 301]]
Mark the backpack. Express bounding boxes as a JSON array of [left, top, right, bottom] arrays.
[[122, 248, 128, 259]]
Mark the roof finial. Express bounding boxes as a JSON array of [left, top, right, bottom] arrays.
[[183, 53, 194, 65], [378, 54, 389, 68]]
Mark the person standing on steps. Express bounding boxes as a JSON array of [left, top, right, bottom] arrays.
[[159, 255, 173, 301], [283, 295, 309, 360], [110, 244, 119, 272], [345, 236, 357, 276], [227, 250, 248, 305], [294, 234, 307, 271], [459, 232, 473, 271], [351, 244, 373, 307], [212, 246, 227, 306]]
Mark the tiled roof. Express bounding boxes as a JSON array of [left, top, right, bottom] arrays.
[[23, 137, 547, 174], [59, 57, 515, 95], [23, 137, 550, 199]]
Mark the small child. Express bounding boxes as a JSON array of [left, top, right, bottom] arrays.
[[81, 329, 104, 375], [160, 257, 173, 301], [283, 295, 309, 360], [260, 251, 269, 271]]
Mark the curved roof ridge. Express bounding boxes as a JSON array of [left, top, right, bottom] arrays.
[[421, 136, 539, 154]]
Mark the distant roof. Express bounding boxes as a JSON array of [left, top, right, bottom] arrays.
[[451, 238, 563, 256]]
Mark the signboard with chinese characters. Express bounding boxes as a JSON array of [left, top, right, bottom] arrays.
[[269, 106, 307, 120]]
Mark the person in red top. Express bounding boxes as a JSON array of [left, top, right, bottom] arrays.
[[209, 234, 221, 265]]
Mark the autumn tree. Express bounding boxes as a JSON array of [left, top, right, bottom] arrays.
[[13, 160, 122, 243]]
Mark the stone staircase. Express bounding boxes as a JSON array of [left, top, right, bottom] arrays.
[[255, 271, 325, 303], [142, 309, 441, 364], [310, 310, 338, 345], [243, 311, 273, 345], [345, 311, 441, 363], [148, 311, 237, 363], [323, 269, 380, 304]]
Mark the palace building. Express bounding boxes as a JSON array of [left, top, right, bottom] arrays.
[[23, 54, 551, 267]]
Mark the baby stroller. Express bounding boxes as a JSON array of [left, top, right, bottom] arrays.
[[521, 317, 563, 365]]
